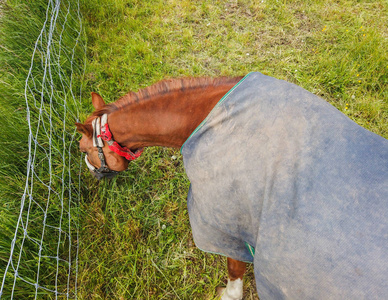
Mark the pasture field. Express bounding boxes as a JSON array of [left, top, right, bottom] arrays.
[[78, 0, 387, 299], [1, 0, 387, 299]]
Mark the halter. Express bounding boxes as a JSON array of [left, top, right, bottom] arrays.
[[85, 114, 143, 178]]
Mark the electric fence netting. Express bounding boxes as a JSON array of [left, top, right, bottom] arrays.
[[0, 0, 85, 298]]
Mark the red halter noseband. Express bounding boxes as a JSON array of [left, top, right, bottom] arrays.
[[97, 114, 143, 161]]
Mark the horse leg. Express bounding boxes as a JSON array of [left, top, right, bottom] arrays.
[[218, 257, 246, 300]]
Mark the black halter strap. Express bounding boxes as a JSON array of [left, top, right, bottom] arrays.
[[95, 144, 119, 176]]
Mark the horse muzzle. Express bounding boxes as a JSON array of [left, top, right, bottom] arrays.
[[84, 155, 119, 180]]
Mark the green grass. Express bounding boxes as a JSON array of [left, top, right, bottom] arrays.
[[77, 0, 387, 299], [1, 0, 387, 299], [0, 0, 84, 298]]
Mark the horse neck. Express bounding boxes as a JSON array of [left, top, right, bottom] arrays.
[[107, 77, 241, 149]]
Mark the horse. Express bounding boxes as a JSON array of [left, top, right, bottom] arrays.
[[76, 72, 388, 299]]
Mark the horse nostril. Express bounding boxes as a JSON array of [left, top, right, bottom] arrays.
[[92, 171, 104, 180], [91, 170, 117, 180]]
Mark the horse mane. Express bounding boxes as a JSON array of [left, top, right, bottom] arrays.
[[85, 76, 243, 124]]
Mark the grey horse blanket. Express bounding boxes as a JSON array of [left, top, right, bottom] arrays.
[[181, 72, 388, 299]]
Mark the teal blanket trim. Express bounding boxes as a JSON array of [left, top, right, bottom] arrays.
[[195, 243, 254, 264], [245, 242, 255, 259], [180, 73, 252, 153]]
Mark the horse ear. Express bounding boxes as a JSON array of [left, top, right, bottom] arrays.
[[91, 92, 106, 110], [75, 122, 92, 137]]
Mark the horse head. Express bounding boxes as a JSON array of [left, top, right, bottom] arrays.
[[76, 77, 240, 180], [76, 93, 130, 180]]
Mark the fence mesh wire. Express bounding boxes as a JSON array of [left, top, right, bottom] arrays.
[[0, 0, 84, 298]]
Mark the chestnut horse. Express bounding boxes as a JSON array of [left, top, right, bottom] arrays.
[[76, 76, 247, 300]]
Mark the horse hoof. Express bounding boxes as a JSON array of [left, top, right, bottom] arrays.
[[217, 286, 226, 298], [217, 285, 243, 300]]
